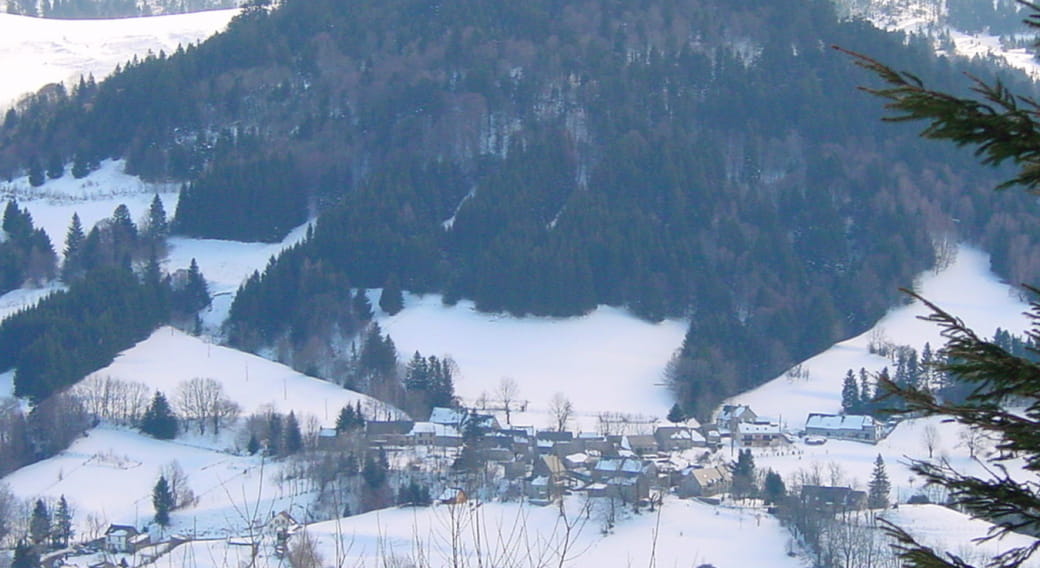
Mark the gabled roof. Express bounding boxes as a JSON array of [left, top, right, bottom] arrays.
[[688, 465, 730, 485], [805, 413, 876, 430], [105, 524, 138, 536], [717, 404, 756, 422], [429, 407, 467, 426], [409, 422, 461, 437], [594, 457, 647, 475]]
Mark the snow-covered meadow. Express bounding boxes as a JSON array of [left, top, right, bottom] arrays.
[[0, 9, 237, 108]]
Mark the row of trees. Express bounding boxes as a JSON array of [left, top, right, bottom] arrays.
[[138, 381, 241, 439]]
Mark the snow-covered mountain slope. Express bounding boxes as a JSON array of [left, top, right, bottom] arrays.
[[840, 0, 1040, 78], [89, 326, 402, 423], [0, 9, 236, 108], [731, 246, 1030, 423]]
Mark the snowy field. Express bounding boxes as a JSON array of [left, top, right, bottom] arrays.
[[0, 9, 237, 108], [376, 296, 688, 432], [159, 495, 801, 568], [3, 425, 306, 541]]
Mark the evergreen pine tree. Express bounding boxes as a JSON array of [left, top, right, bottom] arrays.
[[284, 411, 303, 455], [145, 194, 168, 241], [379, 273, 404, 315], [61, 213, 85, 281], [246, 433, 260, 455], [867, 453, 890, 509], [352, 289, 374, 321], [140, 391, 178, 439], [152, 475, 173, 526], [29, 499, 50, 548], [173, 258, 210, 314], [336, 404, 358, 432], [45, 153, 63, 180], [763, 469, 786, 506], [266, 413, 283, 456], [840, 369, 860, 414], [12, 540, 40, 568], [667, 403, 686, 423], [51, 495, 72, 548], [732, 449, 756, 500], [27, 157, 44, 187]]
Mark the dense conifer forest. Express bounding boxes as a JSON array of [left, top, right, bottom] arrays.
[[3, 0, 1040, 417]]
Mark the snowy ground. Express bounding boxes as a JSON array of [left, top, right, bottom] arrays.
[[731, 246, 1029, 425], [2, 425, 308, 542], [377, 296, 687, 433], [88, 326, 402, 427], [883, 504, 1040, 567], [158, 495, 801, 568], [0, 9, 237, 108]]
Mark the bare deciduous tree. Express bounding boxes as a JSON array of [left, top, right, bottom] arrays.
[[496, 377, 519, 425], [176, 377, 240, 435], [548, 392, 574, 432], [287, 529, 324, 568], [71, 375, 149, 424], [922, 423, 939, 459], [160, 460, 196, 510]]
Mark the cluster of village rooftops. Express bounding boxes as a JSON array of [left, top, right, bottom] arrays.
[[87, 404, 882, 566]]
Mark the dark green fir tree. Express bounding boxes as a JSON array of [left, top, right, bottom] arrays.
[[140, 391, 178, 439], [152, 475, 173, 527]]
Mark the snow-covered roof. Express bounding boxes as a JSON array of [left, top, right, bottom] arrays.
[[409, 422, 461, 437], [429, 407, 466, 425], [805, 414, 876, 431], [594, 458, 646, 475]]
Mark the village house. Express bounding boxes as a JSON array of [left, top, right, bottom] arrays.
[[800, 485, 868, 512], [716, 404, 757, 432], [654, 425, 705, 451], [408, 422, 462, 447], [365, 420, 415, 446], [624, 434, 659, 456], [588, 457, 658, 502], [104, 525, 146, 554], [677, 465, 731, 498], [804, 413, 882, 443], [736, 421, 789, 447]]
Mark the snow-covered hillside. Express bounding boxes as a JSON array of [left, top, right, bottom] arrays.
[[376, 296, 687, 432], [89, 326, 401, 424], [840, 0, 1040, 78], [0, 9, 236, 108], [732, 246, 1030, 423]]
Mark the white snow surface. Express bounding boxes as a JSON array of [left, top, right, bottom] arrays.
[[883, 504, 1040, 567], [3, 425, 301, 540], [731, 246, 1030, 424], [1, 159, 179, 250], [164, 496, 801, 568], [87, 326, 401, 425], [376, 296, 688, 432], [0, 9, 237, 108]]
